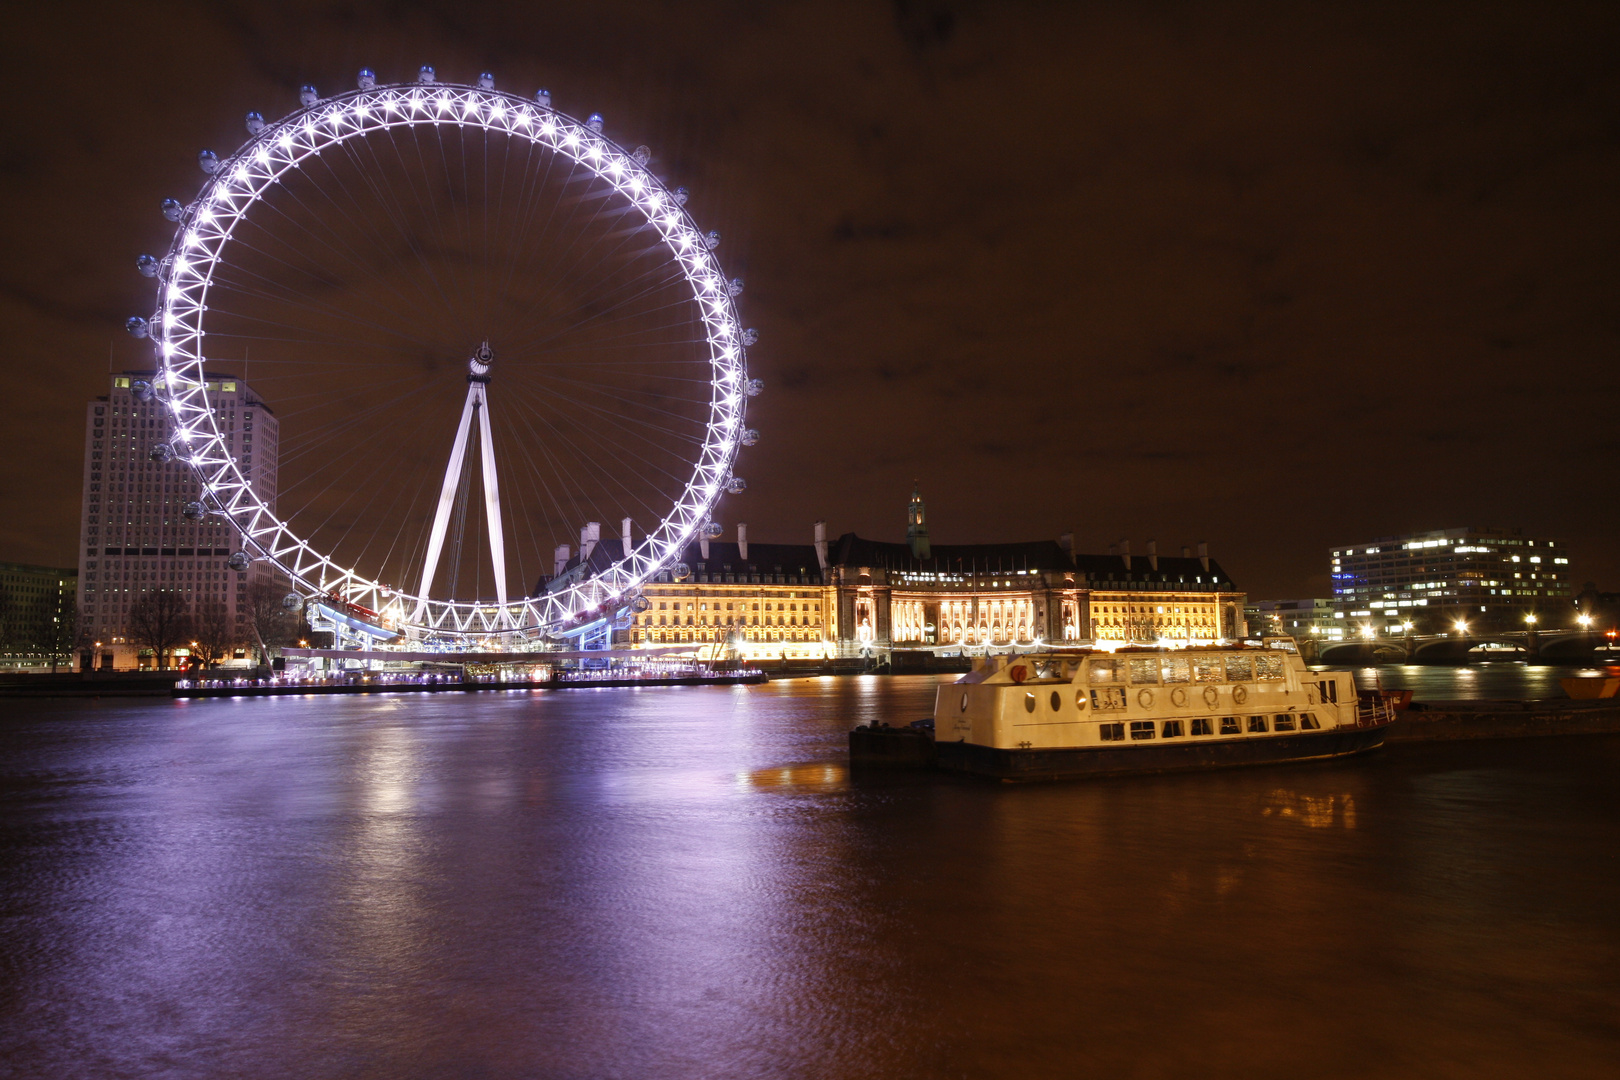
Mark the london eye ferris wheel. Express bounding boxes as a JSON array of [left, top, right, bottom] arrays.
[[126, 66, 761, 645]]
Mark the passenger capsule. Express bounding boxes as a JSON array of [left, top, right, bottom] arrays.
[[587, 113, 604, 134], [299, 84, 319, 108], [477, 72, 495, 90], [130, 379, 153, 401], [418, 66, 436, 85], [742, 327, 759, 346], [727, 277, 745, 297], [125, 316, 150, 339], [136, 254, 159, 278], [741, 428, 759, 447], [357, 68, 376, 90], [183, 501, 207, 521], [703, 520, 723, 540], [161, 197, 183, 222], [704, 230, 721, 249], [633, 145, 651, 166], [148, 443, 173, 464], [227, 551, 251, 571], [745, 378, 764, 397], [282, 592, 303, 611], [673, 186, 689, 206], [244, 110, 265, 136], [535, 88, 551, 108], [632, 595, 650, 613], [673, 562, 692, 580], [726, 477, 747, 494], [197, 149, 220, 175]]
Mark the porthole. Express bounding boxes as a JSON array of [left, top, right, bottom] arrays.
[[1233, 685, 1248, 705], [960, 692, 969, 712], [1075, 689, 1088, 710], [1203, 686, 1220, 707], [1137, 688, 1154, 708], [1050, 690, 1062, 712], [1024, 692, 1037, 713], [1170, 687, 1188, 708]]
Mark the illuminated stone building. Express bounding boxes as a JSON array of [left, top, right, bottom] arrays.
[[76, 371, 280, 668], [541, 523, 830, 661], [545, 490, 1245, 661], [824, 534, 1244, 655]]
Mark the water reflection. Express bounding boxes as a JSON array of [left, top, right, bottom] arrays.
[[3, 680, 1619, 1078]]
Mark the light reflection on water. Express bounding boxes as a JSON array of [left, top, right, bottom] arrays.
[[3, 677, 1619, 1079]]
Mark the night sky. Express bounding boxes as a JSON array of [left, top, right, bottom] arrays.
[[3, 1, 1617, 600]]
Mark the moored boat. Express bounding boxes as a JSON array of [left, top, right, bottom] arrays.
[[928, 642, 1393, 780]]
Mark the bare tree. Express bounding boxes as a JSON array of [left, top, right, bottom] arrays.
[[190, 598, 235, 669], [128, 589, 192, 670], [246, 579, 295, 668]]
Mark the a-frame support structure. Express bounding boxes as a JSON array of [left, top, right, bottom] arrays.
[[413, 342, 507, 624]]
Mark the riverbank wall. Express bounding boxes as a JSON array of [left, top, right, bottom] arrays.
[[1386, 700, 1620, 742]]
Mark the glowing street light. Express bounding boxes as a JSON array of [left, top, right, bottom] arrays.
[[1360, 625, 1374, 640], [1578, 614, 1593, 628], [1524, 613, 1538, 626], [1454, 619, 1469, 635]]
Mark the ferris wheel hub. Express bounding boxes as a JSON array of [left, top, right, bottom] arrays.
[[468, 340, 493, 382]]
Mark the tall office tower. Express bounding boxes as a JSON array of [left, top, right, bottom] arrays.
[[77, 372, 280, 668]]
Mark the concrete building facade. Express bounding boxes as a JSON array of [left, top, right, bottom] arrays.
[[76, 371, 280, 669]]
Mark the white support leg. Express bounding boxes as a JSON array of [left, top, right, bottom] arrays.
[[476, 388, 508, 610], [413, 390, 478, 622]]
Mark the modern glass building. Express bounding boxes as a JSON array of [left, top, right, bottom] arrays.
[[1330, 527, 1572, 633]]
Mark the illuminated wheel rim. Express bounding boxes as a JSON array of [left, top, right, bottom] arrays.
[[144, 79, 751, 640]]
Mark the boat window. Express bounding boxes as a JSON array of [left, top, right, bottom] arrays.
[[1273, 714, 1296, 731], [1224, 656, 1254, 683], [1191, 718, 1213, 736], [1192, 655, 1223, 683], [1161, 656, 1191, 684], [1088, 658, 1121, 684], [1129, 720, 1156, 740], [1220, 716, 1241, 734], [1248, 715, 1268, 733], [1099, 722, 1125, 742], [1255, 655, 1286, 681], [1161, 720, 1185, 738], [1091, 688, 1128, 711], [1127, 658, 1159, 684], [1050, 690, 1062, 712], [1024, 692, 1037, 713], [1300, 713, 1321, 730]]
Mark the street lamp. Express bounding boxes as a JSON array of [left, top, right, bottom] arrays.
[[1524, 613, 1537, 626], [1454, 619, 1469, 635], [1578, 614, 1593, 629]]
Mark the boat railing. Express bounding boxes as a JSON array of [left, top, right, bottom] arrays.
[[1353, 694, 1397, 727]]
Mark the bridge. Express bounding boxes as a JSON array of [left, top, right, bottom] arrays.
[[1304, 629, 1618, 664]]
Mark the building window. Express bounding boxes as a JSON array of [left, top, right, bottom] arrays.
[[1099, 723, 1125, 742], [1273, 715, 1296, 731], [1220, 716, 1241, 734], [1161, 720, 1184, 738], [1300, 713, 1321, 730], [1248, 715, 1268, 733], [1191, 718, 1213, 736]]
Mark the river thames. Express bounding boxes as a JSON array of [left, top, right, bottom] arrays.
[[4, 669, 1619, 1078]]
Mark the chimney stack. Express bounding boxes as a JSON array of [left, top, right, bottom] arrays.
[[813, 520, 828, 571], [1197, 541, 1210, 573], [1120, 539, 1132, 571], [580, 521, 600, 561], [737, 522, 749, 561], [1181, 545, 1191, 558], [554, 544, 571, 577], [1147, 539, 1158, 571], [699, 538, 710, 560], [1059, 531, 1074, 555], [621, 517, 633, 557]]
